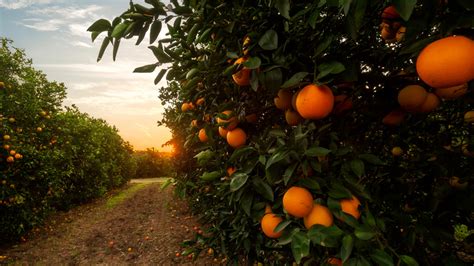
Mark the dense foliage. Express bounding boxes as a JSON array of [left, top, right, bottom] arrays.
[[91, 0, 473, 264], [0, 39, 136, 241], [133, 149, 174, 178]]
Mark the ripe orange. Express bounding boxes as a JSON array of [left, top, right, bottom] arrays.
[[391, 146, 403, 156], [464, 111, 474, 123], [3, 145, 10, 150], [181, 103, 190, 112], [8, 117, 15, 123], [303, 204, 334, 229], [196, 97, 205, 106], [340, 195, 361, 220], [415, 93, 440, 113], [3, 135, 10, 141], [6, 156, 14, 163], [14, 153, 21, 160], [227, 166, 236, 176], [416, 36, 474, 88], [328, 257, 343, 266], [434, 83, 468, 100], [295, 84, 334, 120], [333, 94, 353, 115], [285, 109, 303, 126], [198, 128, 208, 142], [261, 213, 283, 238], [398, 85, 428, 111], [382, 109, 406, 126], [9, 150, 16, 156], [274, 89, 293, 110], [232, 57, 251, 86], [36, 127, 43, 133], [216, 110, 238, 130], [218, 127, 228, 138], [226, 128, 246, 148], [291, 90, 299, 110], [283, 186, 314, 218]]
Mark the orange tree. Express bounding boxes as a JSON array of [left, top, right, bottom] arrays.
[[133, 148, 174, 178], [91, 0, 474, 264], [0, 39, 135, 241]]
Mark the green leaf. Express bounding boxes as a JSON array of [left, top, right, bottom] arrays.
[[185, 68, 199, 80], [252, 177, 274, 201], [274, 0, 290, 19], [456, 0, 474, 10], [197, 27, 212, 43], [264, 68, 283, 91], [111, 22, 129, 38], [154, 69, 167, 84], [291, 231, 310, 264], [393, 0, 417, 21], [242, 57, 261, 69], [112, 38, 120, 61], [266, 150, 290, 169], [328, 184, 353, 199], [87, 19, 111, 32], [400, 255, 419, 266], [308, 8, 319, 29], [258, 29, 278, 50], [316, 61, 345, 80], [350, 159, 365, 177], [133, 63, 157, 73], [136, 21, 151, 45], [281, 72, 308, 89], [240, 192, 253, 216], [399, 36, 436, 56], [193, 149, 215, 166], [283, 163, 298, 185], [160, 178, 173, 190], [230, 173, 249, 192], [359, 154, 385, 165], [97, 37, 111, 62], [229, 146, 257, 162], [91, 31, 102, 42], [274, 220, 292, 233], [297, 178, 320, 191], [314, 37, 333, 57], [186, 23, 200, 44], [307, 225, 343, 247], [370, 249, 394, 266], [148, 45, 173, 63], [149, 20, 162, 44], [200, 171, 222, 181], [305, 146, 331, 157], [354, 225, 376, 240], [340, 234, 354, 262]]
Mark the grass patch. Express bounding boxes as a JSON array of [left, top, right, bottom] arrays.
[[105, 183, 149, 209]]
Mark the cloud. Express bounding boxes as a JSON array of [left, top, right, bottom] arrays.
[[22, 18, 64, 31], [0, 0, 58, 9], [71, 41, 92, 48]]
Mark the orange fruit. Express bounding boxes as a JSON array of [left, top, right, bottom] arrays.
[[198, 128, 208, 142], [9, 150, 16, 156], [274, 89, 293, 110], [464, 111, 474, 123], [303, 204, 334, 229], [415, 93, 440, 113], [227, 166, 236, 176], [416, 36, 474, 88], [181, 103, 190, 112], [218, 127, 228, 138], [216, 110, 238, 130], [396, 26, 406, 42], [285, 109, 303, 126], [226, 128, 246, 148], [245, 113, 258, 123], [382, 109, 406, 126], [340, 195, 361, 220], [261, 213, 283, 238], [0, 82, 4, 89], [14, 153, 21, 160], [3, 145, 10, 150], [291, 90, 299, 110], [295, 84, 334, 120], [434, 83, 468, 100], [381, 5, 400, 19], [398, 85, 428, 111], [232, 57, 251, 86], [3, 135, 10, 141], [36, 127, 43, 133], [328, 258, 343, 266], [6, 156, 14, 163], [283, 186, 314, 218], [391, 147, 403, 156], [333, 94, 353, 115], [196, 97, 205, 106]]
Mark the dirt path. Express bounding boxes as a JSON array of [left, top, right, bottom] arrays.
[[0, 183, 219, 265]]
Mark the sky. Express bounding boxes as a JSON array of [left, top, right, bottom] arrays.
[[0, 0, 173, 151]]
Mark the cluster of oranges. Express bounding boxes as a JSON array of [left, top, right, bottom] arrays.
[[383, 35, 473, 126], [260, 186, 361, 265]]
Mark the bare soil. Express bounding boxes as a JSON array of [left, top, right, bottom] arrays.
[[0, 183, 220, 265]]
